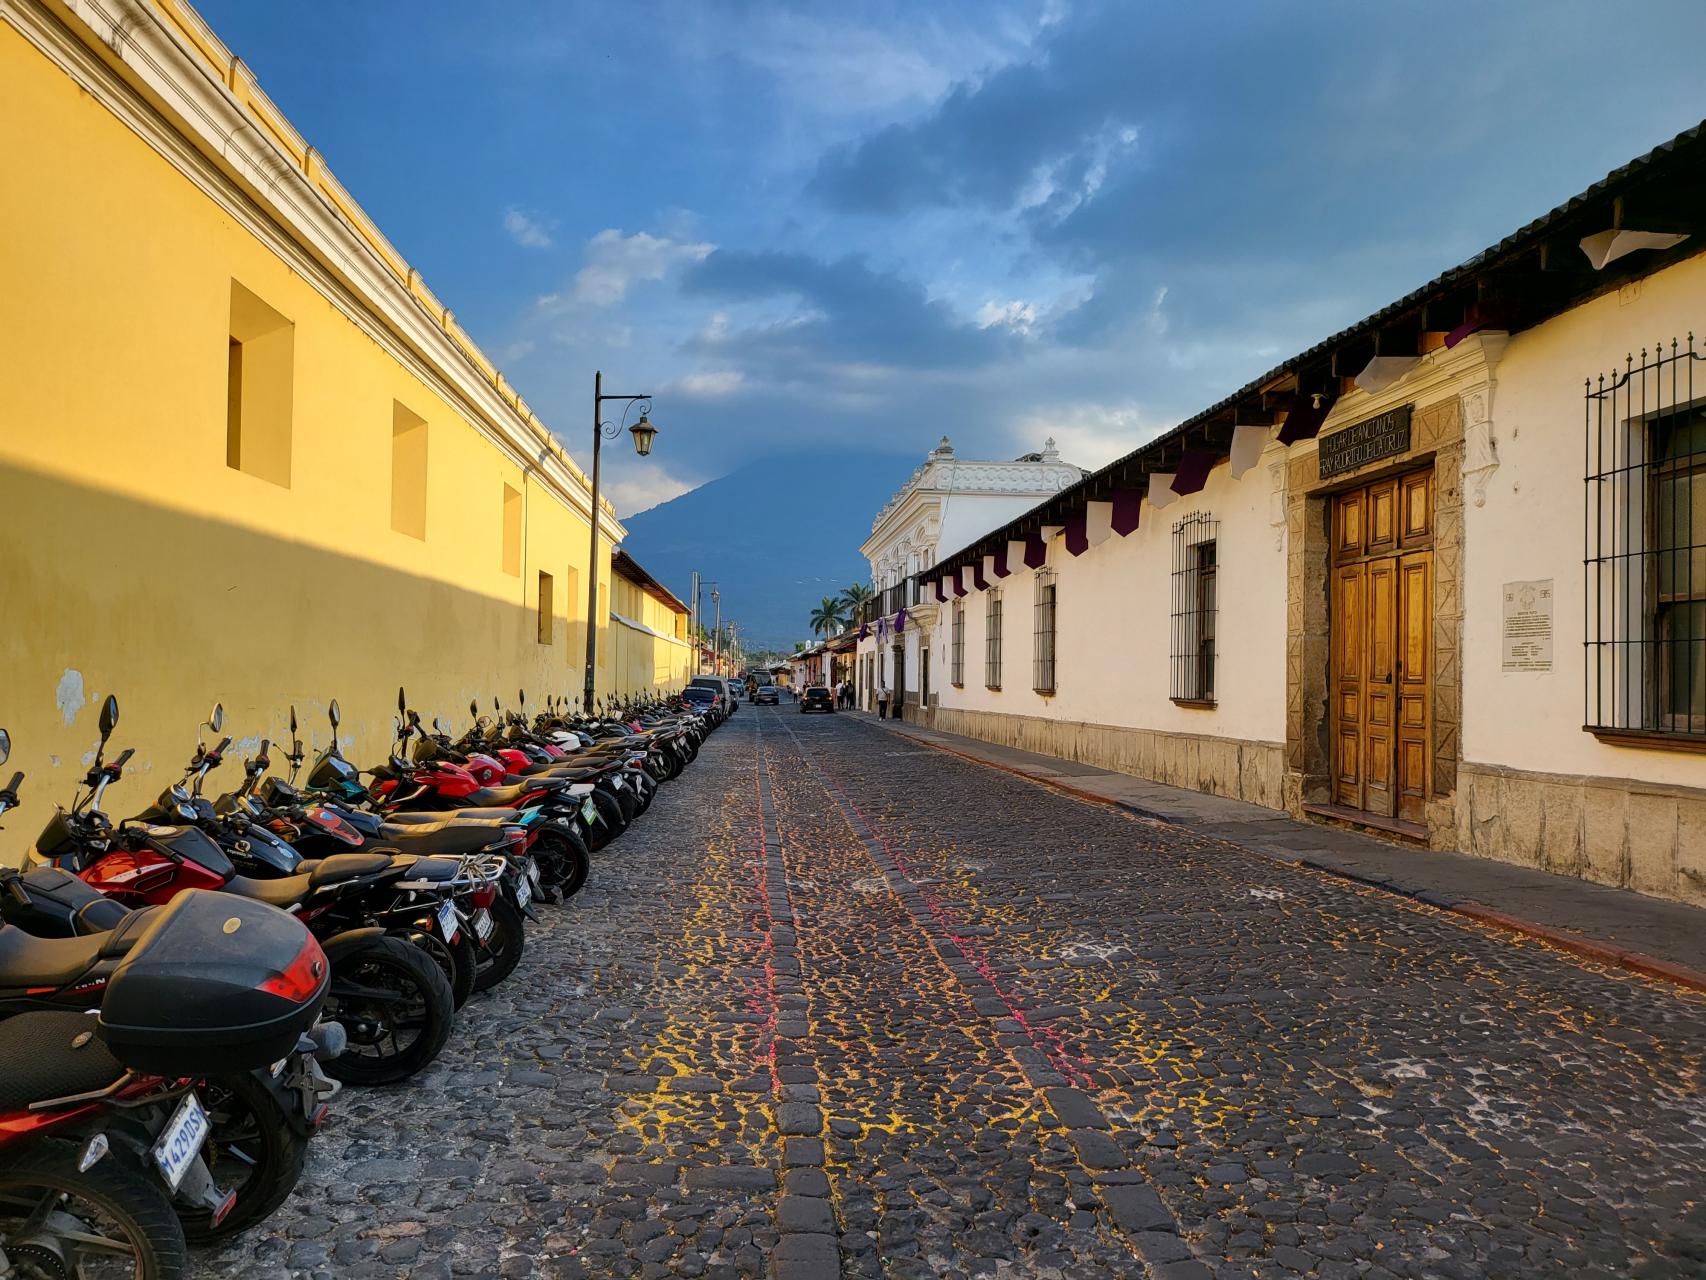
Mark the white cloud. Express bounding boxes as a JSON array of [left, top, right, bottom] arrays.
[[602, 462, 700, 518], [572, 229, 714, 307], [976, 299, 1038, 335], [503, 207, 555, 249], [1010, 401, 1162, 470], [669, 370, 746, 398]]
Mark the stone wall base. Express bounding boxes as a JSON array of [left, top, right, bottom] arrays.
[[924, 707, 1286, 811], [1456, 761, 1706, 907]]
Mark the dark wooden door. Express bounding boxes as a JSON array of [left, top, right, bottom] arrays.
[[1331, 470, 1433, 823]]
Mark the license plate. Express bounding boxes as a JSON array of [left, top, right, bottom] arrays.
[[436, 900, 459, 943], [525, 857, 541, 888], [515, 876, 532, 908], [472, 908, 494, 940], [610, 777, 625, 791], [581, 797, 600, 824], [152, 1092, 209, 1193]]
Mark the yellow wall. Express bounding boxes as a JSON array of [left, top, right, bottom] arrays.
[[0, 16, 639, 858], [608, 573, 692, 698]]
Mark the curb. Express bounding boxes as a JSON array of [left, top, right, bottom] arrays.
[[881, 722, 1706, 998]]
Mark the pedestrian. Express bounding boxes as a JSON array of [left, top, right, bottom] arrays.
[[877, 682, 889, 720]]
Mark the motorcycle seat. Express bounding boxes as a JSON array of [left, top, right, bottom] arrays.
[[223, 873, 313, 908], [0, 926, 106, 988], [463, 783, 547, 805], [96, 906, 160, 959], [376, 823, 500, 855], [308, 853, 396, 887], [389, 808, 514, 822], [0, 1011, 124, 1111], [389, 855, 461, 881]]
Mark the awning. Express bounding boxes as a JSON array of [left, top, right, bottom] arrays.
[[611, 612, 688, 646]]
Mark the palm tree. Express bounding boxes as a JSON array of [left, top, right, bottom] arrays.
[[809, 595, 847, 637], [841, 581, 874, 612]]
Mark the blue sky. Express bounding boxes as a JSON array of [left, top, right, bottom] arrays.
[[198, 0, 1706, 516]]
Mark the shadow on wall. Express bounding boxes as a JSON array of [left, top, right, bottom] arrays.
[[0, 461, 605, 863]]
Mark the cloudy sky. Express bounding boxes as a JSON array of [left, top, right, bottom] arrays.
[[199, 0, 1706, 516]]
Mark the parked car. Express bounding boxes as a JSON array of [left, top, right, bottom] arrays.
[[753, 685, 780, 705], [800, 686, 835, 714], [688, 676, 739, 715]]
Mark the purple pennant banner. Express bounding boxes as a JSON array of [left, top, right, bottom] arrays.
[[972, 561, 990, 591], [1111, 489, 1142, 536], [858, 621, 869, 640], [895, 608, 907, 633], [1170, 448, 1215, 496], [952, 571, 968, 597], [992, 544, 1011, 577], [1277, 392, 1337, 444], [1064, 509, 1089, 556], [1022, 532, 1048, 570], [933, 578, 947, 603]]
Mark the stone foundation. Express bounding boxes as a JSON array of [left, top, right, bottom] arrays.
[[925, 707, 1286, 811], [1455, 761, 1706, 907]]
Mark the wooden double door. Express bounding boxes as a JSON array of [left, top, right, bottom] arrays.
[[1331, 470, 1433, 824]]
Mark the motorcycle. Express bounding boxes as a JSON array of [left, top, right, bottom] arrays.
[[27, 698, 455, 1087]]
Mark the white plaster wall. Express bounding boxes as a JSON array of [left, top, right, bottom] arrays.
[[1463, 251, 1706, 788], [936, 495, 1058, 563], [934, 448, 1289, 746]]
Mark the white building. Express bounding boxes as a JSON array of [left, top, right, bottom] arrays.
[[855, 437, 1084, 715], [893, 123, 1706, 907]]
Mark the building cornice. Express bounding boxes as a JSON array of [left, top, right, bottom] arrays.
[[11, 0, 624, 540]]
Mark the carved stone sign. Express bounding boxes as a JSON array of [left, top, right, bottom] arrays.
[[1502, 579, 1554, 672], [1317, 404, 1413, 480]]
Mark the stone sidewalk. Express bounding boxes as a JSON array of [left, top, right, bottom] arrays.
[[858, 711, 1706, 989]]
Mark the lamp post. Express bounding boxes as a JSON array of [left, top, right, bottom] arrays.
[[583, 370, 656, 714], [710, 587, 721, 674]]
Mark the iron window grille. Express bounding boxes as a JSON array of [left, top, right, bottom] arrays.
[[1585, 336, 1706, 746], [985, 589, 1003, 689], [951, 599, 965, 687], [1170, 513, 1219, 705], [1033, 571, 1057, 694]]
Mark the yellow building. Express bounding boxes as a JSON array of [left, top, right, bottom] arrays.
[[0, 0, 672, 857], [608, 552, 692, 698]]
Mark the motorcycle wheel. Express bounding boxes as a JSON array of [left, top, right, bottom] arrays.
[[533, 827, 590, 899], [443, 927, 478, 1009], [587, 789, 626, 849], [183, 1072, 307, 1244], [0, 1137, 187, 1279], [322, 936, 455, 1086], [472, 894, 527, 992], [611, 784, 639, 826]]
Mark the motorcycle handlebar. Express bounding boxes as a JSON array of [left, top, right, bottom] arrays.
[[3, 771, 21, 793], [212, 736, 231, 759], [111, 748, 135, 770]]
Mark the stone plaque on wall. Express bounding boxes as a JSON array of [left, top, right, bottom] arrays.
[[1317, 404, 1413, 479], [1502, 579, 1553, 672]]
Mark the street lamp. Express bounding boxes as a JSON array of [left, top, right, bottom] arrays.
[[583, 370, 656, 714]]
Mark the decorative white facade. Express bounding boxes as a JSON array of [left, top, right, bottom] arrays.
[[855, 436, 1085, 712]]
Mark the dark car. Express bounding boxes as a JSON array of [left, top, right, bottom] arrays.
[[754, 685, 780, 705], [800, 686, 835, 714], [681, 685, 723, 720]]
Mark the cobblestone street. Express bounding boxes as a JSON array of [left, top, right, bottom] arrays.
[[207, 709, 1706, 1280]]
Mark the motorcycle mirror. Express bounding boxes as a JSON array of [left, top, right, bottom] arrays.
[[518, 688, 526, 707], [432, 716, 442, 732], [493, 696, 500, 713], [289, 705, 299, 735], [210, 702, 224, 733], [469, 699, 479, 719], [398, 686, 407, 716], [329, 699, 341, 731], [99, 695, 119, 741], [0, 728, 9, 766]]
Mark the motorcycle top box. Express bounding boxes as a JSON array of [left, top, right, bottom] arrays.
[[97, 888, 330, 1074]]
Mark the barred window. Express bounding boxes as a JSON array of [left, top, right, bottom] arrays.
[[1586, 338, 1706, 745], [985, 590, 1003, 689], [1033, 571, 1056, 694], [951, 599, 965, 687], [1170, 513, 1218, 705]]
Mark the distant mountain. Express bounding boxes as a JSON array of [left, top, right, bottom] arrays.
[[620, 450, 918, 649]]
